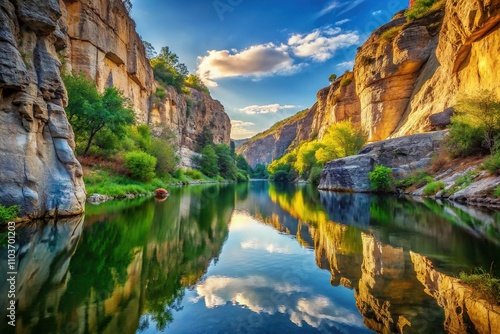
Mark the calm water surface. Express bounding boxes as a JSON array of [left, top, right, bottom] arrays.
[[1, 181, 500, 334]]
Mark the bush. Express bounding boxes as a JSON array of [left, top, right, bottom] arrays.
[[396, 169, 433, 188], [423, 181, 446, 195], [124, 151, 157, 182], [340, 77, 352, 87], [483, 152, 500, 175], [308, 166, 323, 186], [149, 138, 178, 176], [459, 268, 500, 304], [270, 170, 290, 183], [494, 186, 500, 197], [199, 145, 219, 178], [184, 169, 204, 180], [0, 205, 20, 223], [236, 170, 250, 182], [369, 165, 394, 191], [405, 0, 443, 20]]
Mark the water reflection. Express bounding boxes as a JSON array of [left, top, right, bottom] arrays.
[[1, 182, 499, 333]]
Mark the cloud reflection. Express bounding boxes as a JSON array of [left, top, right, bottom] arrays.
[[192, 275, 365, 329]]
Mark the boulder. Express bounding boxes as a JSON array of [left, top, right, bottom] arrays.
[[429, 107, 454, 130]]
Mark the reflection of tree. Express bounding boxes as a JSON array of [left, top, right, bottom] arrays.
[[141, 185, 235, 331]]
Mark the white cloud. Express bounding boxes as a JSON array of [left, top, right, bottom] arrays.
[[239, 104, 297, 115], [336, 60, 354, 69], [193, 275, 366, 330], [338, 0, 367, 14], [335, 19, 350, 25], [317, 1, 340, 18], [372, 10, 382, 15], [317, 0, 366, 17], [288, 28, 359, 62], [241, 239, 293, 254], [196, 43, 299, 87], [231, 120, 257, 139]]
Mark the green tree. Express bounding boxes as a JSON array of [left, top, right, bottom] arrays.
[[214, 144, 238, 180], [149, 138, 178, 176], [64, 73, 135, 156], [150, 47, 188, 93], [197, 126, 214, 150], [236, 154, 252, 174], [329, 73, 337, 83], [185, 74, 209, 94], [200, 145, 218, 178], [252, 164, 269, 179]]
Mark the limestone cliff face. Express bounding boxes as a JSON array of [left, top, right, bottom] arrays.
[[236, 108, 315, 167], [0, 0, 86, 218], [241, 0, 500, 165], [150, 85, 231, 167], [61, 0, 231, 163]]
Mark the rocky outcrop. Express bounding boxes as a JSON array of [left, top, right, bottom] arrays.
[[318, 131, 446, 192], [236, 108, 315, 167], [240, 0, 500, 166], [150, 85, 231, 166], [61, 0, 153, 123], [0, 0, 86, 218]]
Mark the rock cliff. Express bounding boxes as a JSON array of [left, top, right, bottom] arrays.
[[239, 0, 500, 166], [0, 0, 86, 218], [61, 0, 231, 164]]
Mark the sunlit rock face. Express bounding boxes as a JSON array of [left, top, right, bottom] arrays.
[[318, 131, 446, 192], [0, 0, 86, 218], [411, 252, 500, 334]]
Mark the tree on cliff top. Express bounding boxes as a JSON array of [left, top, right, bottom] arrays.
[[150, 47, 189, 93], [64, 73, 135, 156]]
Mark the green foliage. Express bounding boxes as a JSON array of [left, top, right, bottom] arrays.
[[445, 171, 477, 195], [236, 154, 252, 174], [459, 267, 500, 304], [149, 138, 178, 176], [197, 126, 214, 151], [0, 204, 20, 223], [380, 26, 401, 41], [124, 151, 157, 182], [199, 145, 219, 178], [185, 74, 210, 95], [184, 169, 204, 180], [214, 144, 238, 180], [405, 0, 444, 20], [328, 73, 337, 83], [339, 77, 352, 87], [396, 170, 433, 188], [369, 165, 394, 192], [494, 186, 500, 198], [236, 170, 250, 182], [150, 46, 189, 93], [270, 170, 291, 183], [308, 166, 323, 186], [447, 90, 500, 156], [423, 181, 446, 196], [483, 152, 500, 175], [153, 87, 167, 104], [63, 73, 135, 156], [252, 164, 269, 179]]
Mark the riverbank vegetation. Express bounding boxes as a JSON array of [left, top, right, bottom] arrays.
[[0, 204, 19, 224], [459, 267, 500, 304], [63, 71, 252, 198], [267, 121, 367, 185]]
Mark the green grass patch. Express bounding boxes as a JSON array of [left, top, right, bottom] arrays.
[[396, 169, 433, 189], [380, 26, 401, 42], [405, 0, 445, 20], [0, 204, 20, 223], [483, 152, 500, 175], [444, 170, 477, 195], [423, 181, 446, 196], [459, 267, 500, 304]]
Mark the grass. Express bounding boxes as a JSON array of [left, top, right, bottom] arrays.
[[444, 170, 477, 195], [459, 267, 500, 304], [483, 152, 500, 175], [396, 169, 433, 189], [405, 0, 445, 21], [423, 181, 446, 195], [380, 26, 401, 42]]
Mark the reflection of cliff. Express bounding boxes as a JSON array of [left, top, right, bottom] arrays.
[[411, 252, 500, 334], [1, 184, 234, 333], [0, 216, 84, 334], [257, 183, 500, 333]]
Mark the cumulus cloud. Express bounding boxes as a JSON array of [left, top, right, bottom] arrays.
[[196, 43, 299, 87], [231, 120, 257, 139], [288, 28, 359, 62], [239, 104, 297, 115], [192, 275, 365, 330]]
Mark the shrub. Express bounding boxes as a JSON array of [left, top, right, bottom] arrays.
[[396, 170, 433, 188], [483, 152, 500, 175], [380, 26, 401, 42], [149, 138, 178, 176], [308, 166, 323, 186], [0, 205, 20, 223], [270, 170, 290, 183], [199, 145, 218, 178], [405, 0, 443, 20], [423, 181, 446, 196], [184, 169, 204, 180], [446, 121, 485, 157], [494, 186, 500, 197], [124, 151, 157, 182], [459, 267, 500, 304], [340, 77, 352, 87], [369, 165, 394, 192], [236, 170, 250, 182]]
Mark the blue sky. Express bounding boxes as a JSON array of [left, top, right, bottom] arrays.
[[130, 0, 409, 139]]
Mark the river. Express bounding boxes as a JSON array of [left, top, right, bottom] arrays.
[[1, 181, 500, 333]]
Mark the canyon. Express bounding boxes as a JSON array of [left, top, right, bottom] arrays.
[[238, 0, 500, 167]]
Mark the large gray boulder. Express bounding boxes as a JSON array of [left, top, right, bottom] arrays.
[[318, 131, 446, 192]]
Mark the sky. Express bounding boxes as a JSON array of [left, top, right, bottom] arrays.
[[130, 0, 410, 139]]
